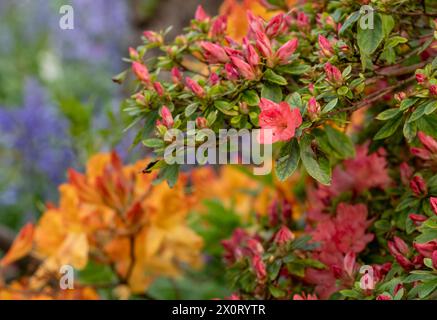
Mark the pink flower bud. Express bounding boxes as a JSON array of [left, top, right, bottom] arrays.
[[132, 62, 150, 84], [209, 72, 220, 85], [324, 62, 342, 84], [153, 82, 164, 97], [200, 42, 229, 64], [246, 44, 260, 68], [211, 15, 227, 38], [251, 255, 267, 281], [394, 236, 409, 256], [409, 213, 428, 223], [400, 162, 413, 185], [376, 294, 392, 300], [318, 35, 334, 57], [194, 5, 209, 22], [171, 67, 183, 84], [431, 197, 437, 216], [255, 30, 273, 61], [410, 147, 432, 160], [394, 92, 407, 102], [410, 175, 427, 196], [418, 131, 437, 153], [275, 38, 298, 65], [247, 11, 265, 35], [186, 77, 205, 98], [343, 251, 356, 278], [247, 238, 264, 256], [414, 241, 437, 258], [395, 254, 414, 271], [273, 226, 295, 245], [224, 63, 239, 81], [432, 250, 437, 269], [296, 12, 310, 31], [308, 83, 315, 94], [159, 106, 173, 128], [265, 13, 286, 38], [307, 97, 321, 118], [143, 30, 162, 44], [416, 73, 426, 84], [195, 117, 208, 129], [388, 240, 400, 257], [230, 56, 257, 80], [129, 47, 139, 60], [430, 84, 437, 96]]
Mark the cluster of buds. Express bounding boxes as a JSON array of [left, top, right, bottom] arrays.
[[388, 236, 425, 271], [324, 62, 343, 85], [307, 97, 321, 120], [414, 240, 437, 270], [415, 71, 437, 96]]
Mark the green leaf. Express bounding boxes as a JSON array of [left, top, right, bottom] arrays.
[[299, 134, 331, 185], [185, 102, 198, 117], [400, 98, 418, 111], [339, 11, 361, 35], [268, 285, 286, 298], [403, 120, 417, 142], [264, 69, 288, 85], [142, 138, 165, 148], [276, 64, 311, 75], [409, 102, 430, 122], [380, 14, 395, 38], [417, 279, 437, 299], [214, 100, 238, 116], [322, 98, 338, 113], [261, 83, 283, 103], [357, 12, 384, 55], [374, 113, 403, 140], [376, 108, 401, 120], [325, 126, 355, 159], [241, 89, 260, 106], [275, 139, 300, 181]]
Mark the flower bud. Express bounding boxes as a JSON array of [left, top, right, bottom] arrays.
[[143, 30, 162, 44], [409, 213, 428, 224], [307, 97, 321, 118], [376, 294, 392, 300], [324, 62, 342, 85], [186, 77, 205, 98], [195, 117, 208, 129], [211, 15, 227, 38], [296, 12, 310, 31], [209, 72, 220, 86], [394, 91, 407, 102], [394, 236, 409, 256], [224, 63, 239, 80], [410, 147, 432, 160], [129, 47, 139, 60], [430, 84, 437, 96], [255, 30, 273, 61], [200, 42, 229, 64], [431, 197, 437, 216], [159, 106, 174, 128], [413, 241, 437, 258], [343, 251, 356, 278], [194, 5, 209, 22], [171, 67, 183, 85], [273, 226, 295, 245], [132, 62, 150, 84], [418, 131, 437, 153], [416, 73, 427, 84], [153, 82, 164, 97], [230, 56, 257, 80], [246, 44, 260, 68], [432, 250, 437, 269], [251, 255, 267, 282], [265, 13, 285, 38], [318, 35, 334, 57], [247, 11, 265, 35], [410, 175, 427, 196], [275, 38, 298, 65]]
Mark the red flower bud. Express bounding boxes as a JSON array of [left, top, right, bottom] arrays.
[[255, 30, 273, 61], [273, 226, 295, 245], [247, 238, 264, 256], [307, 97, 321, 118], [400, 162, 413, 185], [209, 72, 220, 86], [265, 13, 286, 38], [296, 12, 310, 31], [200, 42, 229, 64], [409, 213, 428, 224], [211, 15, 227, 38], [186, 77, 205, 98], [252, 255, 267, 281], [224, 63, 239, 81], [418, 131, 437, 153], [431, 197, 437, 216], [159, 106, 173, 128], [247, 11, 265, 35], [195, 117, 208, 129], [416, 73, 426, 84], [413, 241, 437, 258], [318, 35, 334, 57], [275, 38, 298, 65], [171, 67, 182, 84], [194, 5, 209, 22], [410, 175, 427, 196], [394, 236, 409, 256], [430, 84, 437, 96], [376, 294, 392, 300], [230, 56, 257, 80], [132, 62, 150, 84], [324, 62, 342, 84], [246, 44, 260, 68], [153, 82, 164, 97], [143, 30, 162, 44], [343, 251, 356, 278], [410, 147, 432, 160]]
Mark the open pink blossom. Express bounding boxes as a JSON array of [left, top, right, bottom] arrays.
[[258, 98, 302, 144]]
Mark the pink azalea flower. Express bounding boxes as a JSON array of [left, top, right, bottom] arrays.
[[258, 98, 302, 144]]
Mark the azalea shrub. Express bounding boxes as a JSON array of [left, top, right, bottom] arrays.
[[118, 0, 437, 300], [2, 0, 437, 301]]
